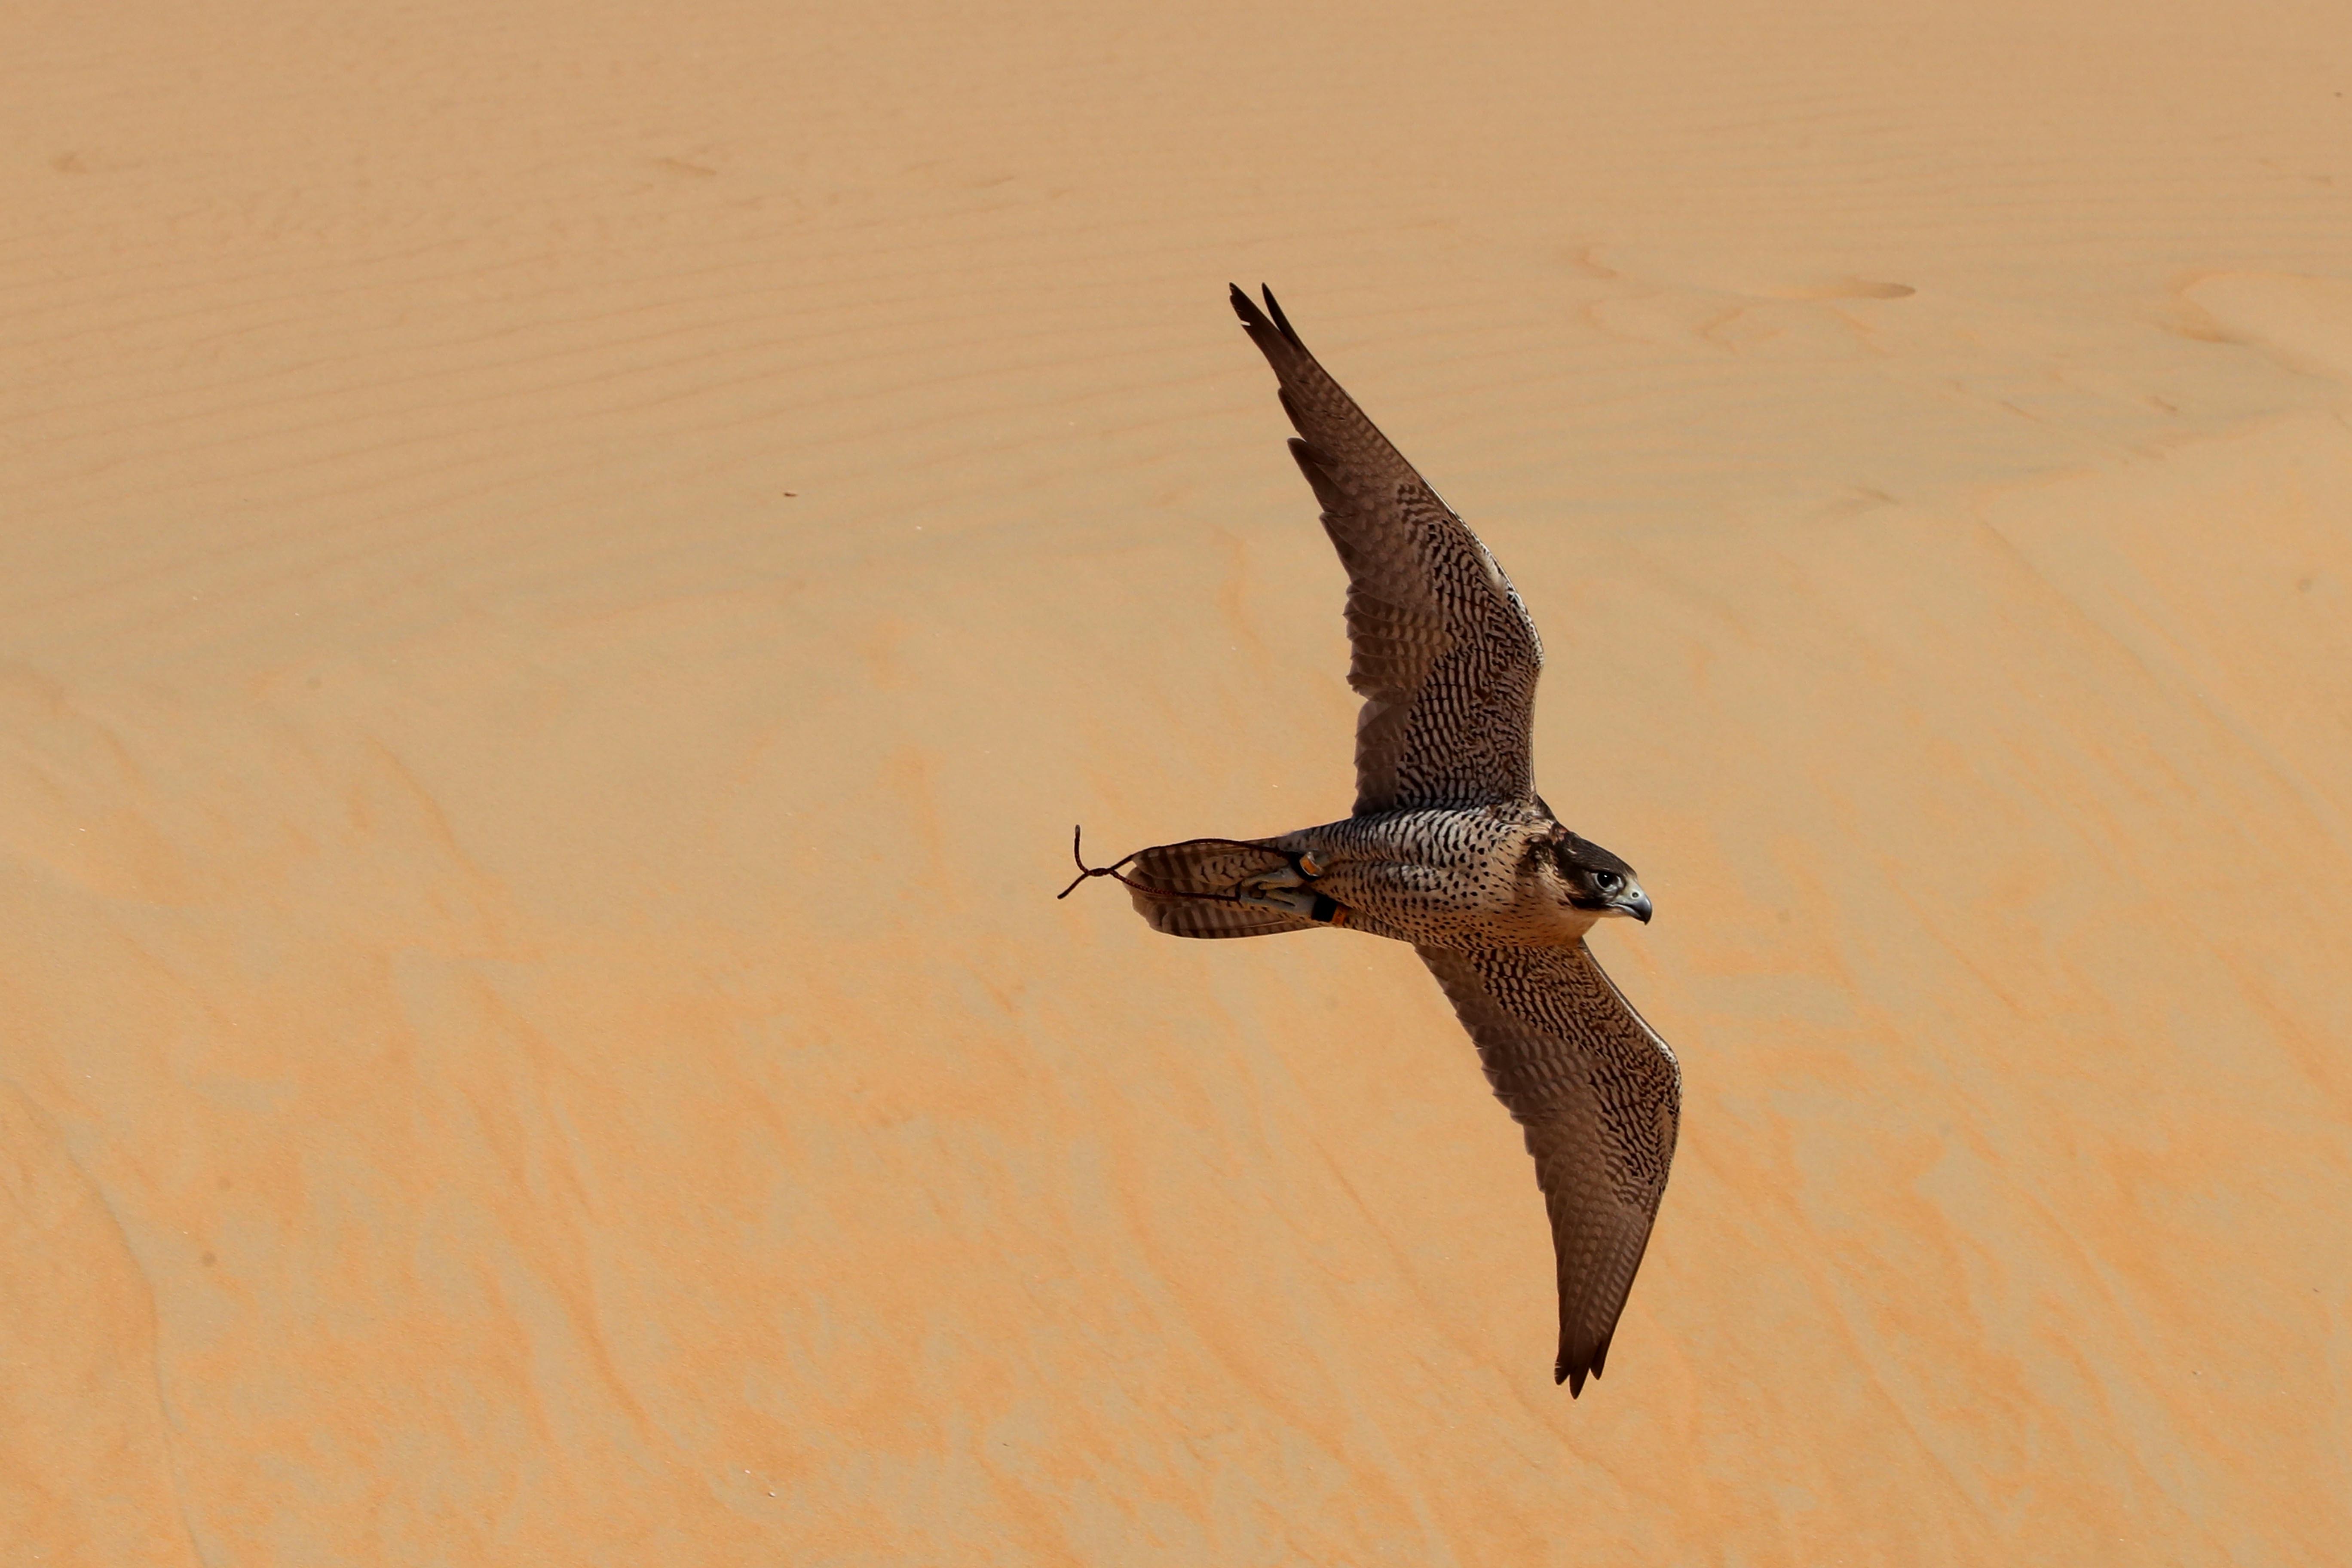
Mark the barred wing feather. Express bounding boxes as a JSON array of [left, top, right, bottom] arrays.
[[1231, 286, 1544, 816], [1415, 940, 1681, 1393]]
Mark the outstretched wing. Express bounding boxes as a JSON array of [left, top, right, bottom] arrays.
[[1415, 940, 1681, 1394], [1231, 286, 1544, 816]]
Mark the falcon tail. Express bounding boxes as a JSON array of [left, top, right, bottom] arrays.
[[1058, 830, 1323, 940]]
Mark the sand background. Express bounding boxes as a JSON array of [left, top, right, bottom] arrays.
[[6, 0, 2351, 1562]]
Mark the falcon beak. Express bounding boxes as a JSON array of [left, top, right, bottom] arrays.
[[1620, 889, 1653, 924]]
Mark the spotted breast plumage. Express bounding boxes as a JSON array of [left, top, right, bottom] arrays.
[[1065, 286, 1682, 1395]]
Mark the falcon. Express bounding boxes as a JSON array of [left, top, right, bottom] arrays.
[[1065, 287, 1681, 1394]]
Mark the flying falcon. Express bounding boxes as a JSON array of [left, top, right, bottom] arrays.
[[1065, 287, 1681, 1394]]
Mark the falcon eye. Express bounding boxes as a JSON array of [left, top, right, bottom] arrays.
[[1591, 870, 1623, 893]]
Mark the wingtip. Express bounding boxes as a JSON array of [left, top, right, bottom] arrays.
[[1259, 285, 1302, 346], [1557, 1331, 1614, 1396], [1228, 284, 1305, 349], [1229, 282, 1268, 330]]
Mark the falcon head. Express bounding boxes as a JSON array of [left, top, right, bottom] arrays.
[[1552, 831, 1653, 924]]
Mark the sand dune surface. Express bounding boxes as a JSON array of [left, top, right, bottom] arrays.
[[5, 1, 2351, 1562]]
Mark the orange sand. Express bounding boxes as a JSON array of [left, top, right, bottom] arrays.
[[5, 1, 2350, 1562]]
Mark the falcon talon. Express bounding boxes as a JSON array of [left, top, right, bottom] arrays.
[[1235, 884, 1320, 916], [1069, 286, 1682, 1396]]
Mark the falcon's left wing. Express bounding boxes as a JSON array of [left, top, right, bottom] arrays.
[[1231, 286, 1544, 816], [1415, 940, 1681, 1394]]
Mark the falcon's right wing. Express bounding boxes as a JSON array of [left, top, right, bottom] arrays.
[[1231, 286, 1544, 816], [1415, 940, 1681, 1394]]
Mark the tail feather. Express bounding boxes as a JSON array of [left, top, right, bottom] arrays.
[[1124, 839, 1317, 940]]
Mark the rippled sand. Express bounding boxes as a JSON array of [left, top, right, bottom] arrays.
[[6, 2, 2349, 1561]]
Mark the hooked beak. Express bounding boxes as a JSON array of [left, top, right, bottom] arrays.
[[1618, 888, 1653, 924]]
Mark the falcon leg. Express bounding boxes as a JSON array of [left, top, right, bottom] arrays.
[[1237, 849, 1323, 894], [1233, 853, 1349, 925]]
